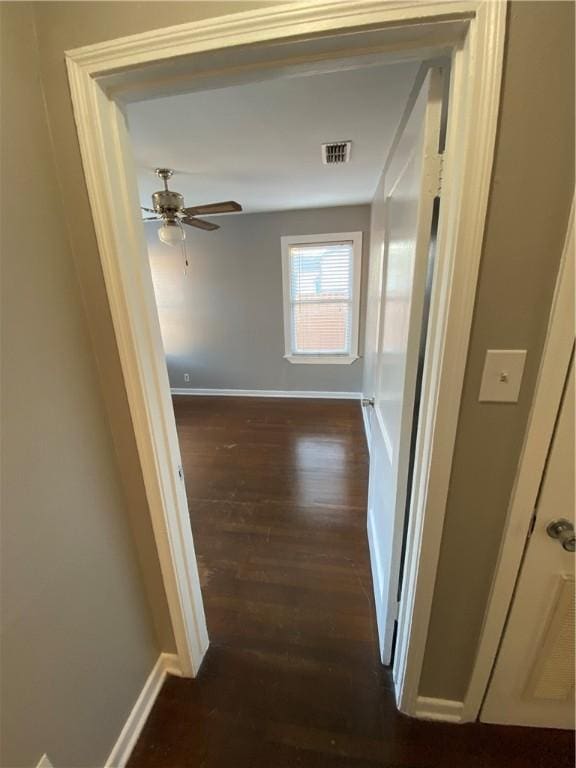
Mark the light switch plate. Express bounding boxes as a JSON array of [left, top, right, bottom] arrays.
[[479, 349, 527, 403]]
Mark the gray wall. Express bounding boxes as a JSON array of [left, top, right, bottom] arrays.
[[147, 207, 370, 392], [419, 1, 574, 700], [0, 5, 161, 767]]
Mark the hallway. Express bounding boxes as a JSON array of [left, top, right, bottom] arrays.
[[128, 397, 573, 768]]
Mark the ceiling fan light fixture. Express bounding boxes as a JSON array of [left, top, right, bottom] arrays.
[[143, 168, 242, 238], [158, 219, 186, 246]]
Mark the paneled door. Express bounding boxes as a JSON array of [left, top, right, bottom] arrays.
[[366, 67, 444, 664], [482, 356, 575, 729]]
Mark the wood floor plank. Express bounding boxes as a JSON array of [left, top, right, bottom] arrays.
[[128, 396, 574, 768]]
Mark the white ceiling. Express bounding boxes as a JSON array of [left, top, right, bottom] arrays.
[[127, 61, 419, 214]]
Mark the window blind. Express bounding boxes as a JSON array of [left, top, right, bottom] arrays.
[[288, 240, 354, 356]]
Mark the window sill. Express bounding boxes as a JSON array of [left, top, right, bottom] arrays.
[[284, 354, 359, 365]]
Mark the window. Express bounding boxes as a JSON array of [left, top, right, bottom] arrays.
[[281, 232, 362, 364]]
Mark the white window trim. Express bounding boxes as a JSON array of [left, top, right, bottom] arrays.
[[281, 231, 362, 365]]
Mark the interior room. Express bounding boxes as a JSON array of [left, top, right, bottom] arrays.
[[4, 3, 573, 767], [129, 61, 419, 395], [124, 56, 436, 756]]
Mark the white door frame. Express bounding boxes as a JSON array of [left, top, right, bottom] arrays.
[[65, 0, 506, 714], [461, 201, 575, 722]]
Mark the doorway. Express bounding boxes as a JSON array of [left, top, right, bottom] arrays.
[[125, 53, 446, 682], [65, 0, 506, 720]]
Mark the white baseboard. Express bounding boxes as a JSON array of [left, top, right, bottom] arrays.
[[161, 652, 183, 678], [105, 653, 181, 768], [361, 403, 371, 452], [367, 508, 385, 661], [171, 388, 361, 400], [413, 696, 465, 723]]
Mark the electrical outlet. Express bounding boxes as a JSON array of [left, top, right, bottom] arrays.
[[183, 373, 190, 383], [37, 756, 53, 768]]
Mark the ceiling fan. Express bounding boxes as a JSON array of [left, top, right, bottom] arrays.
[[142, 168, 242, 246]]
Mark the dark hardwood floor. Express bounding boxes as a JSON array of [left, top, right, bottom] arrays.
[[128, 396, 574, 768]]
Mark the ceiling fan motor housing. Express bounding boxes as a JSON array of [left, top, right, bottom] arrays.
[[152, 189, 184, 217]]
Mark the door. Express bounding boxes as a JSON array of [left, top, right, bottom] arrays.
[[482, 356, 575, 729], [366, 67, 444, 664]]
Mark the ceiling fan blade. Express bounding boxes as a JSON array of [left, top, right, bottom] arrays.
[[141, 206, 156, 213], [182, 216, 220, 231], [142, 216, 160, 221], [183, 201, 242, 216]]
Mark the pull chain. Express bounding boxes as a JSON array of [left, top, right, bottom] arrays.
[[181, 238, 189, 274]]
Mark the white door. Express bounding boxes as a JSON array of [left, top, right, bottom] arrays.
[[482, 357, 575, 729], [366, 68, 444, 664]]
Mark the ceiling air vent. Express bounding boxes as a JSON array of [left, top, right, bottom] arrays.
[[321, 141, 351, 165]]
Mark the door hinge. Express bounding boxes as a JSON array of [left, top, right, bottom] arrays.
[[392, 599, 400, 624], [527, 508, 538, 539], [426, 152, 444, 198], [435, 152, 444, 196], [177, 465, 184, 481]]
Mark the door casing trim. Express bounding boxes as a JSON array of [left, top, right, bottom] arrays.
[[65, 0, 506, 716]]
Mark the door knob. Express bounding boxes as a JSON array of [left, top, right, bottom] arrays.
[[546, 519, 576, 552], [362, 397, 375, 407]]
